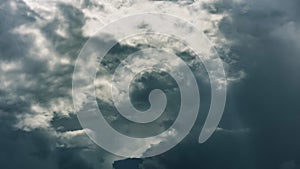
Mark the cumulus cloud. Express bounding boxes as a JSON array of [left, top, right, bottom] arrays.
[[2, 0, 298, 169]]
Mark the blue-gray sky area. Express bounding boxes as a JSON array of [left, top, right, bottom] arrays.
[[0, 0, 300, 169]]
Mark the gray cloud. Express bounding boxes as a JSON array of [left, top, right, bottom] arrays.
[[115, 0, 300, 168], [1, 0, 299, 169], [0, 1, 117, 169]]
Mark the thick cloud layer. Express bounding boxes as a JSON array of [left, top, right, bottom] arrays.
[[135, 0, 300, 169], [1, 0, 299, 169]]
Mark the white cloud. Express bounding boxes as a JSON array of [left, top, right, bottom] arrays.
[[0, 0, 247, 167], [14, 104, 52, 131]]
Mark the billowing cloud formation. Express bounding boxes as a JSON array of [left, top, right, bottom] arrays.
[[0, 0, 224, 168], [0, 1, 116, 168], [135, 0, 300, 169], [1, 0, 299, 169]]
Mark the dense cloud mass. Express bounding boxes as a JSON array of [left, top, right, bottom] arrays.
[[0, 0, 299, 169]]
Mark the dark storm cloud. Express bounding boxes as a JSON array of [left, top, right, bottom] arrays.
[[0, 1, 86, 117], [0, 124, 94, 169], [132, 0, 300, 169], [0, 0, 36, 61], [2, 0, 299, 169], [208, 0, 300, 168], [1, 0, 192, 166], [0, 1, 105, 169], [41, 3, 87, 58]]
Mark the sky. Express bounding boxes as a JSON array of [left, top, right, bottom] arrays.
[[0, 0, 300, 169]]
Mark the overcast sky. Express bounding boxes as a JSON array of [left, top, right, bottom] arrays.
[[0, 0, 300, 169]]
